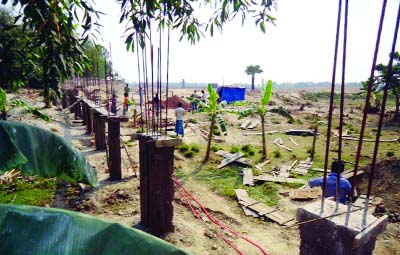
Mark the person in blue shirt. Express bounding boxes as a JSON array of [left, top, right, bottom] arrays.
[[309, 161, 352, 204]]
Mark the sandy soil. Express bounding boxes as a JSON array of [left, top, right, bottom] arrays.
[[5, 87, 400, 255]]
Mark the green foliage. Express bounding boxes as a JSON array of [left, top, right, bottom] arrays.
[[230, 146, 240, 154], [273, 150, 281, 158], [0, 88, 7, 112], [386, 151, 395, 157], [120, 0, 276, 51], [183, 151, 194, 158], [211, 145, 223, 152], [190, 144, 200, 153], [11, 99, 51, 122], [178, 144, 190, 152], [0, 175, 57, 206], [229, 101, 249, 106]]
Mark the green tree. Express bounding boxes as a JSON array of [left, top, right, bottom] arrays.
[[375, 52, 400, 120], [245, 65, 263, 90], [237, 80, 292, 159], [0, 8, 40, 90], [190, 84, 228, 161], [1, 1, 100, 107]]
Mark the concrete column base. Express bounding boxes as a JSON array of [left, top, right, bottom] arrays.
[[297, 200, 387, 255]]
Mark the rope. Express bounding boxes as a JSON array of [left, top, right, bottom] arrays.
[[174, 177, 270, 255]]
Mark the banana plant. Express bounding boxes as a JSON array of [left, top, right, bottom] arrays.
[[0, 88, 50, 122], [188, 84, 228, 161], [237, 80, 293, 159]]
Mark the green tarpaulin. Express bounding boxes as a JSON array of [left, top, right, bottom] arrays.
[[0, 121, 98, 186], [0, 204, 189, 255]]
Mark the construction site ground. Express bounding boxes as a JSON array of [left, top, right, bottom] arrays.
[[1, 87, 400, 255]]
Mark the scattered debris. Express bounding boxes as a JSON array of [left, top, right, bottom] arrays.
[[255, 160, 271, 172], [334, 135, 399, 142], [247, 120, 260, 129], [278, 165, 290, 178], [289, 137, 298, 146], [217, 152, 244, 169], [292, 158, 313, 175], [242, 168, 254, 186], [0, 169, 19, 185], [235, 189, 295, 226], [240, 120, 251, 129], [254, 174, 306, 184], [273, 137, 293, 152], [216, 150, 253, 165], [289, 187, 321, 200], [243, 130, 279, 136], [285, 129, 320, 136]]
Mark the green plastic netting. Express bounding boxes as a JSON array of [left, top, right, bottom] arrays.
[[0, 121, 98, 186], [0, 204, 190, 255]]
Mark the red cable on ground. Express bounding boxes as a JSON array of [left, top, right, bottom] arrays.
[[217, 232, 246, 255], [175, 184, 204, 222], [175, 183, 246, 255], [174, 178, 270, 255]]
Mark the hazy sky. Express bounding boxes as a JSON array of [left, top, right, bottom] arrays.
[[95, 0, 399, 85]]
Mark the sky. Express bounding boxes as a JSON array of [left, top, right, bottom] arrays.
[[95, 0, 399, 86]]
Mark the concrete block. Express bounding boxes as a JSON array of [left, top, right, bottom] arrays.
[[297, 200, 387, 255]]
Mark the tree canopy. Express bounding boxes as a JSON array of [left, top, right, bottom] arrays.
[[245, 65, 263, 90]]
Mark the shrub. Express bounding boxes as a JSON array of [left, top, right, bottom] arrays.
[[184, 151, 194, 158], [287, 118, 295, 124], [371, 128, 378, 132], [190, 144, 200, 153], [188, 118, 198, 124], [178, 144, 190, 152], [213, 129, 221, 136], [386, 151, 395, 157], [273, 150, 281, 158], [230, 146, 240, 153], [271, 118, 281, 124], [241, 144, 252, 152], [248, 150, 255, 156], [211, 145, 222, 152]]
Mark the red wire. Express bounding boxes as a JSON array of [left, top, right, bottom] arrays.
[[175, 184, 204, 222], [175, 184, 245, 255], [174, 178, 270, 255]]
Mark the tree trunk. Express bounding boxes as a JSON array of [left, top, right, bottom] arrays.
[[395, 95, 400, 121], [311, 125, 318, 159], [205, 118, 215, 161], [251, 74, 255, 90], [1, 110, 7, 120], [44, 88, 51, 108], [261, 115, 267, 159]]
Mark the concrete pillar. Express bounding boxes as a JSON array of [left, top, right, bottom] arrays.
[[139, 135, 182, 237], [107, 116, 128, 180], [92, 110, 106, 150], [297, 200, 387, 255]]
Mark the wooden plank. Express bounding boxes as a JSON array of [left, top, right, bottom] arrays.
[[240, 119, 251, 129], [234, 189, 249, 201], [217, 152, 244, 169], [273, 138, 293, 152], [335, 135, 398, 142], [247, 120, 260, 129], [254, 174, 306, 184], [288, 160, 298, 170], [289, 188, 321, 200], [248, 202, 276, 216], [259, 160, 271, 167], [289, 137, 299, 146], [239, 198, 259, 207], [243, 130, 279, 136], [278, 165, 290, 178], [240, 205, 260, 218], [264, 210, 294, 225], [216, 150, 253, 165], [155, 137, 182, 148], [242, 168, 254, 186]]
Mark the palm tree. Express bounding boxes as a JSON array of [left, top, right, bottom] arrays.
[[245, 65, 263, 90]]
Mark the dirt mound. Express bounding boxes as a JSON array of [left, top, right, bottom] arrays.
[[161, 95, 190, 109]]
